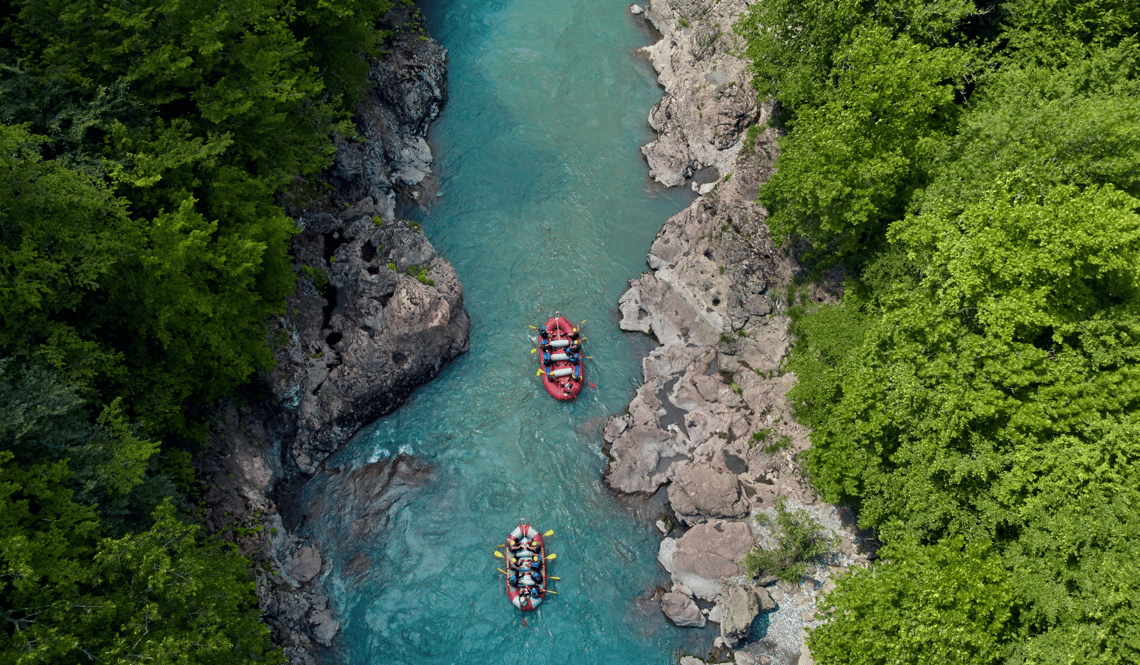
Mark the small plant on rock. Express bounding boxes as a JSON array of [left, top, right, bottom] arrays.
[[744, 498, 837, 583], [300, 265, 329, 290], [764, 434, 792, 455]]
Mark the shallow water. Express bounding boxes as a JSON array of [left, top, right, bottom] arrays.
[[298, 0, 707, 661]]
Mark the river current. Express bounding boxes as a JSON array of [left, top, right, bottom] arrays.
[[298, 0, 707, 661]]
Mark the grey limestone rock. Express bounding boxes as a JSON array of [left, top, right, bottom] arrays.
[[309, 608, 341, 648], [669, 460, 750, 526], [755, 585, 777, 612], [658, 520, 754, 600], [661, 591, 707, 628], [284, 545, 323, 584], [638, 0, 762, 188], [718, 585, 760, 648], [276, 209, 469, 475], [326, 5, 448, 218]]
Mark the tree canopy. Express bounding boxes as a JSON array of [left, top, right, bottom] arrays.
[[740, 0, 1140, 661], [1, 0, 400, 659]]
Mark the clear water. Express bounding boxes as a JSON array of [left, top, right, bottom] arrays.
[[298, 0, 705, 661]]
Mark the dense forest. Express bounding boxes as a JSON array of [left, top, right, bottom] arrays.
[[0, 0, 395, 661], [737, 0, 1140, 662]]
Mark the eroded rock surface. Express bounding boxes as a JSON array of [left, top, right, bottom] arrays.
[[621, 2, 879, 662], [661, 591, 707, 628], [327, 5, 448, 220], [658, 520, 754, 600], [195, 7, 466, 664], [639, 0, 763, 187], [277, 203, 469, 475], [718, 585, 761, 648]]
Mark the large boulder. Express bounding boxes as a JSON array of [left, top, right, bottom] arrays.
[[661, 591, 707, 628], [718, 585, 760, 648], [658, 520, 754, 600], [669, 460, 750, 526], [284, 545, 323, 584], [276, 208, 469, 474]]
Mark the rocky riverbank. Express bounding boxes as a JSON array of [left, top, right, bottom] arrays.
[[192, 6, 467, 664], [618, 2, 875, 663]]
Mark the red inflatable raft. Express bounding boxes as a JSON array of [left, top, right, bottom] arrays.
[[538, 314, 583, 401], [505, 524, 547, 611]]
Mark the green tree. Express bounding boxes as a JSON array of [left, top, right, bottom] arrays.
[[798, 180, 1140, 543], [757, 24, 966, 254], [87, 499, 283, 665], [809, 539, 1017, 665], [744, 498, 838, 583], [0, 454, 101, 663]]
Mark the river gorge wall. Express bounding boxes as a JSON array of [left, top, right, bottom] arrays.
[[192, 6, 467, 664], [612, 2, 877, 664]]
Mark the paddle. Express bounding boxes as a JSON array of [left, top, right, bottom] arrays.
[[546, 553, 557, 560], [494, 551, 504, 558], [498, 568, 507, 575], [544, 530, 553, 537]]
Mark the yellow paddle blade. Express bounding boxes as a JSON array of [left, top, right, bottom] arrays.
[[498, 568, 507, 575], [494, 551, 504, 558], [536, 369, 544, 376], [544, 530, 554, 537], [545, 589, 558, 594], [546, 553, 557, 560], [550, 576, 561, 581], [528, 325, 537, 329], [530, 348, 536, 354]]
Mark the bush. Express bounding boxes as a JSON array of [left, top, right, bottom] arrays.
[[744, 498, 837, 583], [300, 265, 329, 290]]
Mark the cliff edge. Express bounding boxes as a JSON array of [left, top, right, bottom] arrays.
[[192, 6, 467, 664]]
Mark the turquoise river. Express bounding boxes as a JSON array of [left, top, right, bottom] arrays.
[[297, 0, 711, 661]]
